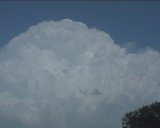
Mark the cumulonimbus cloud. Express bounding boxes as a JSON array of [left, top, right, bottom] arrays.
[[0, 19, 160, 128]]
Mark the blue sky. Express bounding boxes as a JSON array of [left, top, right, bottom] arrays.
[[0, 1, 160, 51]]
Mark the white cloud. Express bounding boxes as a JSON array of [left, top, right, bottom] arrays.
[[0, 19, 160, 128]]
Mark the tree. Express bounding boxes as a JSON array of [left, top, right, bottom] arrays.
[[122, 101, 160, 128]]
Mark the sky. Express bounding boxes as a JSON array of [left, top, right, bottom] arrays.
[[0, 1, 160, 128], [0, 1, 160, 50]]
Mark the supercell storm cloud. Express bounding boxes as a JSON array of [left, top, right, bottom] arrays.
[[0, 19, 160, 128]]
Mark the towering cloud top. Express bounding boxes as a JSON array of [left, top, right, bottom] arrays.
[[0, 19, 160, 128]]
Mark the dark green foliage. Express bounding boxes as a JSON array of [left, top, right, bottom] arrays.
[[122, 101, 160, 128]]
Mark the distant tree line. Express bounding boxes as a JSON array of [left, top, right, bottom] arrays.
[[122, 101, 160, 128]]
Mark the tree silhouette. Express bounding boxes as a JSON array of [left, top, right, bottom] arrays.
[[122, 101, 160, 128]]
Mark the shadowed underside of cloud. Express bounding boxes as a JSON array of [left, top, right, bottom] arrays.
[[0, 19, 160, 128]]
